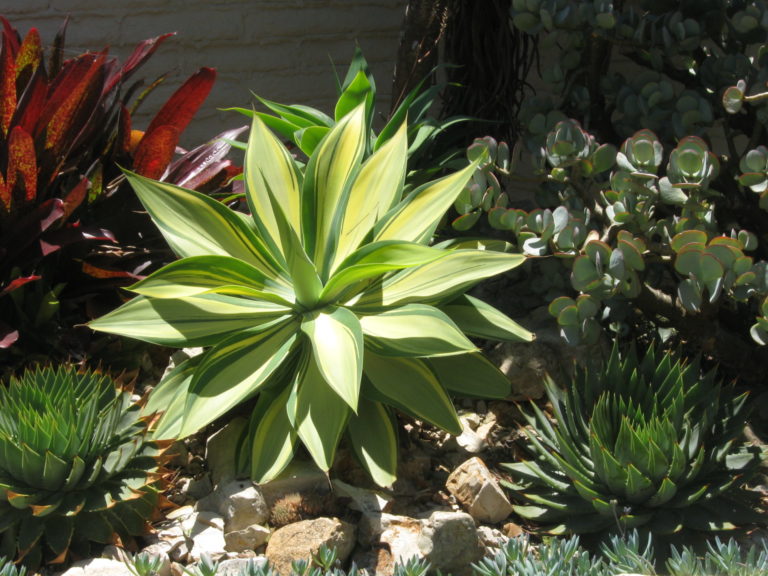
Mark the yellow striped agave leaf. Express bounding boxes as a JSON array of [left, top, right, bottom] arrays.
[[90, 98, 531, 488]]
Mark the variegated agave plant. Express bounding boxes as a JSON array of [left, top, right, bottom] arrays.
[[503, 344, 765, 536], [0, 367, 164, 567], [90, 103, 533, 486]]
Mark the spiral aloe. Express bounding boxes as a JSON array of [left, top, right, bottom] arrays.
[[503, 344, 765, 536], [0, 367, 165, 567]]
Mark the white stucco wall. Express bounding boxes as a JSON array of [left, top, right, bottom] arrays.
[[0, 1, 407, 146]]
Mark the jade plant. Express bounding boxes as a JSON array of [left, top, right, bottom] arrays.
[[89, 98, 532, 487], [450, 1, 768, 381], [0, 366, 165, 567], [502, 344, 764, 538]]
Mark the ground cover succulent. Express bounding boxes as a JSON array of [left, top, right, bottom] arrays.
[[502, 344, 765, 537], [0, 366, 165, 567], [89, 93, 533, 486]]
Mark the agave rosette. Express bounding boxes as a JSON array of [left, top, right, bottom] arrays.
[[503, 344, 764, 536], [90, 103, 532, 486], [0, 367, 164, 567]]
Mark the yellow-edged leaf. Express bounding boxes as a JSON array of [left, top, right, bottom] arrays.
[[179, 318, 299, 437], [128, 255, 294, 303], [296, 353, 351, 472], [353, 250, 526, 309], [428, 353, 511, 399], [347, 397, 398, 487], [360, 303, 477, 357], [364, 351, 462, 435], [441, 294, 534, 342], [374, 161, 477, 244], [88, 294, 292, 347], [301, 307, 363, 411], [125, 171, 285, 279], [304, 104, 366, 278], [245, 114, 303, 256], [146, 355, 202, 439], [321, 241, 445, 304], [250, 386, 297, 483], [331, 121, 408, 273]]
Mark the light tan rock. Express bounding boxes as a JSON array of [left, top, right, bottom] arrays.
[[223, 524, 270, 553], [446, 457, 513, 524], [418, 511, 484, 576], [265, 517, 356, 575]]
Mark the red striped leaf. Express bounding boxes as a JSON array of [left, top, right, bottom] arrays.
[[0, 32, 18, 137], [133, 124, 179, 179], [15, 27, 41, 80], [7, 126, 37, 204], [12, 65, 48, 135], [104, 32, 175, 94], [145, 67, 215, 136]]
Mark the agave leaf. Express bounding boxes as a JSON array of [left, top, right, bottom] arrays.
[[347, 397, 398, 487], [244, 114, 303, 257], [303, 103, 366, 278], [249, 386, 297, 483], [331, 121, 408, 272], [43, 515, 73, 559], [441, 294, 534, 342], [353, 250, 526, 309], [146, 355, 201, 440], [124, 171, 286, 279], [646, 476, 679, 507], [360, 303, 477, 358], [16, 516, 44, 561], [179, 318, 299, 437], [427, 352, 511, 399], [89, 294, 291, 347], [503, 460, 572, 493], [625, 463, 656, 504], [321, 241, 445, 304], [128, 255, 293, 303], [301, 306, 363, 411], [335, 69, 373, 122], [363, 352, 462, 435], [295, 352, 351, 472], [374, 161, 478, 244], [74, 510, 113, 543], [40, 450, 69, 492]]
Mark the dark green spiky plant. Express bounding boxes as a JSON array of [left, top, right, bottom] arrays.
[[503, 344, 765, 537], [0, 366, 166, 567]]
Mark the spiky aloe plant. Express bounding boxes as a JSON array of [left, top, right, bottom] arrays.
[[0, 366, 165, 567], [502, 344, 765, 536], [89, 101, 533, 487]]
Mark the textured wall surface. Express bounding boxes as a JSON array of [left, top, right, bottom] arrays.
[[1, 1, 407, 146]]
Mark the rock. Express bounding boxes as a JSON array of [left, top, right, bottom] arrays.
[[455, 411, 497, 453], [149, 508, 227, 563], [197, 479, 269, 532], [502, 521, 524, 538], [224, 524, 270, 553], [258, 459, 330, 506], [357, 513, 423, 567], [265, 517, 356, 576], [477, 526, 508, 552], [186, 473, 214, 501], [205, 418, 249, 487], [489, 340, 567, 399], [417, 511, 484, 576], [217, 557, 269, 576], [446, 457, 513, 524], [58, 558, 133, 576], [331, 478, 393, 515]]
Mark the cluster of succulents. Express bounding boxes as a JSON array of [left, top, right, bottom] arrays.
[[503, 344, 764, 537], [0, 366, 165, 567]]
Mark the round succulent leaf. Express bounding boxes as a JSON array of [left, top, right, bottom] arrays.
[[556, 304, 580, 327], [608, 248, 626, 280], [548, 295, 575, 318], [677, 278, 702, 313], [571, 255, 602, 292], [671, 230, 707, 253], [487, 207, 508, 230], [723, 85, 745, 114], [451, 211, 481, 231], [591, 143, 617, 173], [576, 294, 599, 320], [584, 240, 611, 268], [617, 237, 646, 271], [522, 236, 549, 256]]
